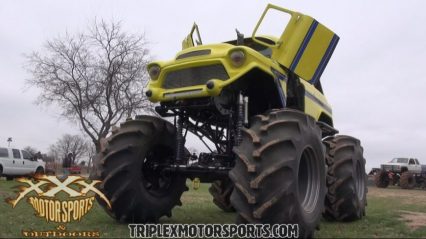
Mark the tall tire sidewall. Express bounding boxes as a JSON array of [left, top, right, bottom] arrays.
[[354, 143, 367, 218], [375, 171, 389, 188], [99, 117, 186, 222], [325, 136, 366, 221], [297, 132, 327, 232], [400, 172, 416, 189], [230, 109, 325, 237], [118, 129, 184, 208], [294, 125, 326, 232], [209, 180, 235, 212], [347, 138, 366, 219]]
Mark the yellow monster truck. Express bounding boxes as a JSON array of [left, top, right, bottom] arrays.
[[95, 4, 367, 237]]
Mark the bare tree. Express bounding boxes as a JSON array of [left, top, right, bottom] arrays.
[[23, 146, 38, 156], [86, 143, 96, 172], [47, 147, 60, 164], [50, 134, 88, 165], [26, 19, 153, 152]]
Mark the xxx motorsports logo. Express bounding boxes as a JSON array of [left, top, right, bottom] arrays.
[[6, 175, 110, 223]]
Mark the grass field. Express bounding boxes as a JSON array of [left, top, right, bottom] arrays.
[[0, 178, 425, 238]]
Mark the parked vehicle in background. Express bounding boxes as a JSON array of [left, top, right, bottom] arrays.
[[67, 166, 81, 175], [0, 147, 45, 180], [375, 158, 426, 189], [368, 168, 381, 176]]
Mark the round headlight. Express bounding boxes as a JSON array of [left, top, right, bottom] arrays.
[[206, 80, 215, 90], [230, 50, 245, 67], [148, 65, 161, 80]]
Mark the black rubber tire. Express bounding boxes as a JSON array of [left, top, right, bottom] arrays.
[[390, 174, 399, 186], [209, 179, 235, 212], [6, 176, 13, 181], [35, 167, 44, 177], [400, 172, 416, 189], [323, 135, 367, 221], [374, 170, 390, 188], [95, 115, 188, 223], [230, 109, 326, 238]]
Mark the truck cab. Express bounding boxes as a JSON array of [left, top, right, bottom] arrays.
[[0, 147, 45, 179]]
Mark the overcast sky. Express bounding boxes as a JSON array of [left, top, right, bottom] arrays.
[[1, 0, 426, 171]]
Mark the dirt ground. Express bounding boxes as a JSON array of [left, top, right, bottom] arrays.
[[399, 210, 426, 230], [369, 186, 426, 230], [368, 186, 426, 204]]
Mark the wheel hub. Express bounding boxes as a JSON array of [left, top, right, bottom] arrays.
[[298, 146, 320, 214]]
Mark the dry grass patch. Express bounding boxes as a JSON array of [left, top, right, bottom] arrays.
[[368, 187, 426, 205], [399, 210, 426, 230]]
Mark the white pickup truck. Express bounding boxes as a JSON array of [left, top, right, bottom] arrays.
[[375, 157, 426, 189], [0, 147, 45, 180], [380, 158, 422, 174]]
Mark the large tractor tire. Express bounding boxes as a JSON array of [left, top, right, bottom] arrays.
[[323, 136, 367, 221], [390, 174, 399, 186], [95, 115, 187, 223], [230, 109, 326, 238], [209, 179, 235, 212], [374, 170, 390, 188], [400, 172, 416, 189]]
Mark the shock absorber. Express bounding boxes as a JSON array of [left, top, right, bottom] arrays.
[[176, 113, 184, 163], [235, 93, 244, 146]]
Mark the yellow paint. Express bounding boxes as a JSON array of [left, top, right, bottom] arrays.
[[252, 4, 337, 82], [300, 80, 332, 121], [147, 4, 336, 123], [193, 178, 200, 190], [147, 43, 284, 102]]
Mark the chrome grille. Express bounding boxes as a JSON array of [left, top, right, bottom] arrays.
[[163, 64, 228, 89], [382, 165, 399, 172]]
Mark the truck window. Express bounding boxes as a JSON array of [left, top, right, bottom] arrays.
[[0, 148, 8, 157], [12, 149, 21, 159], [22, 150, 32, 160], [415, 159, 420, 165], [409, 159, 415, 165], [393, 158, 408, 163], [225, 38, 274, 58]]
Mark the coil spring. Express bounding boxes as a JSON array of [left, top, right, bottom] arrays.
[[176, 114, 184, 162]]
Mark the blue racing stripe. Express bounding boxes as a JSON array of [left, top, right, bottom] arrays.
[[305, 91, 332, 114], [290, 20, 318, 71], [311, 34, 339, 84], [271, 68, 287, 107]]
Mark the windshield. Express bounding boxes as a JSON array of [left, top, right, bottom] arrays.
[[390, 158, 408, 163], [226, 37, 274, 58]]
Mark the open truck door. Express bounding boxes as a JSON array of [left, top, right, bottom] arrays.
[[182, 23, 203, 50], [252, 4, 339, 84]]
